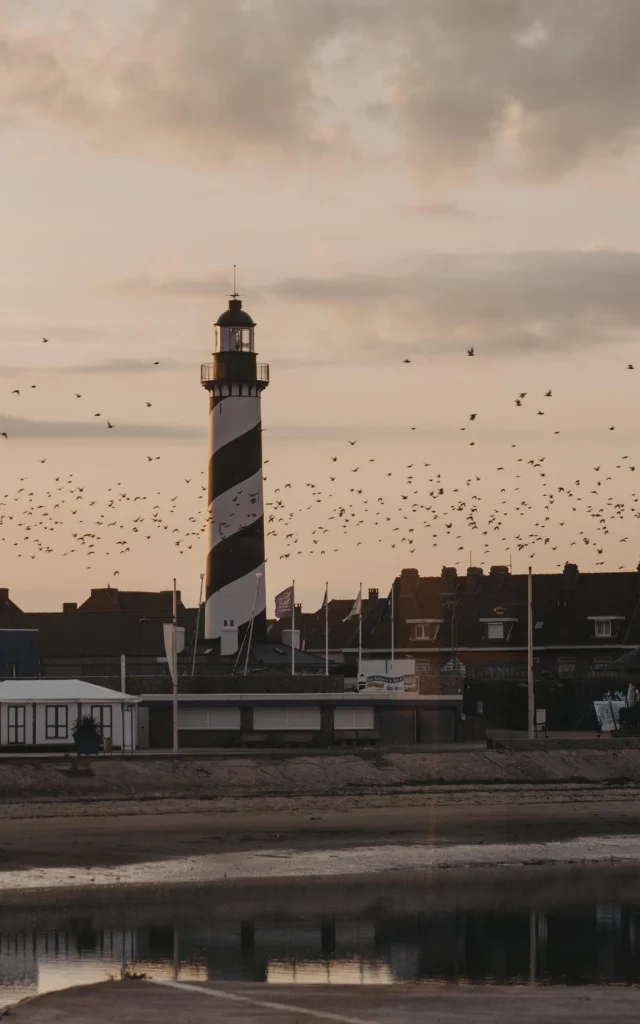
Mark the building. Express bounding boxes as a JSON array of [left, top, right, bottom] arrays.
[[272, 564, 640, 730], [0, 628, 38, 677], [0, 678, 139, 751], [0, 586, 197, 682], [201, 293, 270, 650], [138, 692, 462, 749]]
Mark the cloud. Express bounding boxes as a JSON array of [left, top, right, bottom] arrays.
[[264, 249, 640, 358], [1, 1, 640, 181], [108, 274, 230, 298], [408, 201, 476, 220], [0, 357, 191, 376], [0, 413, 200, 439]]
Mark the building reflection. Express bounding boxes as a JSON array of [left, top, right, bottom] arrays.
[[1, 904, 640, 1006]]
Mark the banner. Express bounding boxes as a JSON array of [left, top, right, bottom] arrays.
[[275, 585, 294, 618], [163, 623, 186, 687]]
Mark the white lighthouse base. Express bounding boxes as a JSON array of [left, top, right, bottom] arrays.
[[204, 566, 266, 640]]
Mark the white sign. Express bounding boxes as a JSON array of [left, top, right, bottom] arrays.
[[593, 700, 624, 732], [535, 708, 547, 726], [358, 675, 405, 692]]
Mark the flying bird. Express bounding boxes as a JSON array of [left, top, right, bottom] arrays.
[[403, 359, 411, 364], [467, 347, 474, 356], [42, 337, 49, 343]]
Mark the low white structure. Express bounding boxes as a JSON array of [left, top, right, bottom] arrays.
[[0, 679, 139, 751]]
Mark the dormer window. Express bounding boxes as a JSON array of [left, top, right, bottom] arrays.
[[480, 617, 518, 641], [408, 619, 443, 642], [588, 616, 624, 639]]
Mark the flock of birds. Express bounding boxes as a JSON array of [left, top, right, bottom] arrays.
[[2, 336, 639, 595]]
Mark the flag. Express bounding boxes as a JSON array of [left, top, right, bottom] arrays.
[[378, 587, 393, 621], [321, 583, 328, 609], [343, 588, 362, 622], [275, 585, 294, 618], [163, 623, 185, 687]]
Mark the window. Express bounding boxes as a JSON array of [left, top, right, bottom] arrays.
[[91, 705, 112, 739], [411, 622, 441, 641], [487, 621, 505, 641], [45, 706, 68, 740], [253, 707, 321, 731], [178, 707, 241, 730], [8, 705, 25, 745], [594, 620, 612, 638], [334, 707, 375, 731], [558, 657, 576, 678]]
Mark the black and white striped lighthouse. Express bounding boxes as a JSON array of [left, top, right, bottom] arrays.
[[201, 294, 269, 644]]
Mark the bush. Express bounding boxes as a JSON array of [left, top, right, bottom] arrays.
[[72, 714, 100, 738]]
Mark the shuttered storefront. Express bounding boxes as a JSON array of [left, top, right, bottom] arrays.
[[253, 706, 321, 731], [334, 707, 375, 731]]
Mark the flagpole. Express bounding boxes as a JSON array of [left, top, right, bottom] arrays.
[[291, 579, 295, 677], [172, 577, 178, 754], [325, 581, 329, 676], [358, 582, 362, 680], [391, 582, 395, 664]]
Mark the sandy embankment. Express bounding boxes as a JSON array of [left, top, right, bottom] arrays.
[[0, 748, 639, 877]]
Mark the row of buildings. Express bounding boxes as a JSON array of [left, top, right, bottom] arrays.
[[2, 562, 638, 680], [1, 562, 638, 738]]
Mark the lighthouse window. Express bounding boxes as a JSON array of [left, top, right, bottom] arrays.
[[229, 327, 252, 352]]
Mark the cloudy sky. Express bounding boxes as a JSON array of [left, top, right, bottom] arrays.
[[2, 0, 640, 611]]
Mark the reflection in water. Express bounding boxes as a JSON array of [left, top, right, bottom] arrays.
[[1, 881, 640, 1007]]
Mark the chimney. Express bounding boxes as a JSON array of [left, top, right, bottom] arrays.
[[563, 562, 579, 591], [0, 588, 8, 603], [466, 566, 484, 594], [441, 568, 458, 598], [63, 602, 77, 614], [399, 568, 420, 597], [368, 588, 379, 602]]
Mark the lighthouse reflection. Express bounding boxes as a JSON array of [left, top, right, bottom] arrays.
[[2, 876, 640, 1007]]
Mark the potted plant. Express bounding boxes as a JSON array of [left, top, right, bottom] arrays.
[[72, 714, 102, 756]]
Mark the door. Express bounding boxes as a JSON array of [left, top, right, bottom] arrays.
[[91, 705, 112, 740], [8, 705, 26, 745]]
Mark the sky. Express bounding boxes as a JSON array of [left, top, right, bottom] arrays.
[[2, 0, 640, 611]]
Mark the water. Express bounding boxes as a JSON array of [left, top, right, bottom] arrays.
[[1, 865, 640, 1007]]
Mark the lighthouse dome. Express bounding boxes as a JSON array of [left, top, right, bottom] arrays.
[[215, 298, 255, 328]]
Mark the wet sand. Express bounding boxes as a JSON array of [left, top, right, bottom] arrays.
[[1, 784, 640, 872], [10, 980, 640, 1024]]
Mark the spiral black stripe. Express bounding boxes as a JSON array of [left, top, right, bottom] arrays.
[[210, 423, 263, 501], [206, 515, 265, 597]]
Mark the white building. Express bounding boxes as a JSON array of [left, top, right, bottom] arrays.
[[0, 679, 139, 751]]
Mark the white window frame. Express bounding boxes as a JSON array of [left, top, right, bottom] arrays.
[[91, 705, 112, 739], [408, 619, 443, 642], [594, 620, 612, 638], [7, 705, 25, 745], [480, 617, 518, 642], [45, 705, 68, 740]]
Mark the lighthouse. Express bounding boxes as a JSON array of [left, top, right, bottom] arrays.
[[201, 293, 269, 646]]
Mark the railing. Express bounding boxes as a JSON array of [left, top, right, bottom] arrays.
[[200, 362, 269, 384]]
